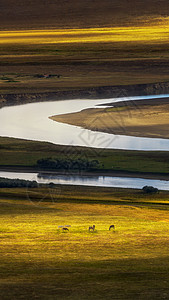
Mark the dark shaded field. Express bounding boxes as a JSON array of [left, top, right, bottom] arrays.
[[0, 1, 169, 95], [0, 0, 169, 29], [2, 184, 169, 206], [1, 42, 169, 94]]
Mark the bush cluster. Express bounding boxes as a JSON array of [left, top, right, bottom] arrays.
[[142, 185, 159, 194], [37, 158, 100, 171], [0, 177, 38, 188]]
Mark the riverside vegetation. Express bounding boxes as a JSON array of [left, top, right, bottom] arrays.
[[1, 136, 169, 177]]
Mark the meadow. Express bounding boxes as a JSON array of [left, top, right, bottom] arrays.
[[1, 20, 169, 44], [0, 185, 169, 299], [1, 137, 169, 176], [1, 19, 169, 95]]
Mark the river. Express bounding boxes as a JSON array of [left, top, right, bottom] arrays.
[[0, 94, 169, 150], [0, 171, 169, 190], [0, 94, 169, 190]]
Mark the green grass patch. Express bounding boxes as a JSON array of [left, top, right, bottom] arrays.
[[0, 137, 169, 175], [1, 184, 169, 207]]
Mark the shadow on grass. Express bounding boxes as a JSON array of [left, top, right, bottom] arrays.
[[0, 257, 169, 300]]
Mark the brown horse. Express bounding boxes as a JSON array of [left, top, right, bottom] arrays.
[[89, 225, 95, 231], [109, 225, 115, 231], [62, 227, 69, 231], [58, 225, 71, 230]]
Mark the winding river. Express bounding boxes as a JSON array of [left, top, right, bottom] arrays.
[[0, 94, 169, 150], [1, 94, 169, 190]]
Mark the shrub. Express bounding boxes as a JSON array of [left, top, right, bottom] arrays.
[[0, 177, 38, 188], [142, 185, 159, 194], [36, 158, 100, 171]]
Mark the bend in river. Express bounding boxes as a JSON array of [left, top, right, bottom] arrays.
[[0, 94, 169, 150]]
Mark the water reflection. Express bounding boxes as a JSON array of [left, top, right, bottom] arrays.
[[1, 171, 169, 191]]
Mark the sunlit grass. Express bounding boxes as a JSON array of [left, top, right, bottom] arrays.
[[1, 18, 169, 92], [1, 17, 169, 45], [1, 199, 169, 262], [1, 188, 169, 299]]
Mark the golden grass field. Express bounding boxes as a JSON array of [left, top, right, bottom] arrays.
[[1, 17, 169, 94], [1, 18, 169, 44], [1, 185, 169, 299]]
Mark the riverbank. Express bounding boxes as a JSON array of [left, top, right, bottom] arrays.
[[1, 165, 169, 182], [1, 81, 169, 109], [1, 137, 169, 179], [50, 95, 169, 139]]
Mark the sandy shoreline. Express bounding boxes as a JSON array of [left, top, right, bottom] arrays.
[[50, 97, 169, 139]]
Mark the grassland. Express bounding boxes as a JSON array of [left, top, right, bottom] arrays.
[[1, 2, 169, 299], [1, 185, 169, 299], [1, 136, 169, 177], [1, 21, 169, 44], [1, 18, 169, 95]]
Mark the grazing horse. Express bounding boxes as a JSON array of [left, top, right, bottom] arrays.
[[109, 225, 115, 231], [62, 227, 69, 231], [58, 225, 71, 229], [89, 225, 95, 231]]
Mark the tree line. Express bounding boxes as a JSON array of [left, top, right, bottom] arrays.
[[36, 158, 101, 171], [0, 177, 38, 188]]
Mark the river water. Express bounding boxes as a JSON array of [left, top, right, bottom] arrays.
[[1, 94, 169, 189], [0, 171, 169, 190], [0, 94, 169, 150]]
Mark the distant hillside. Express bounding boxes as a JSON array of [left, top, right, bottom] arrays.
[[0, 0, 169, 29]]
